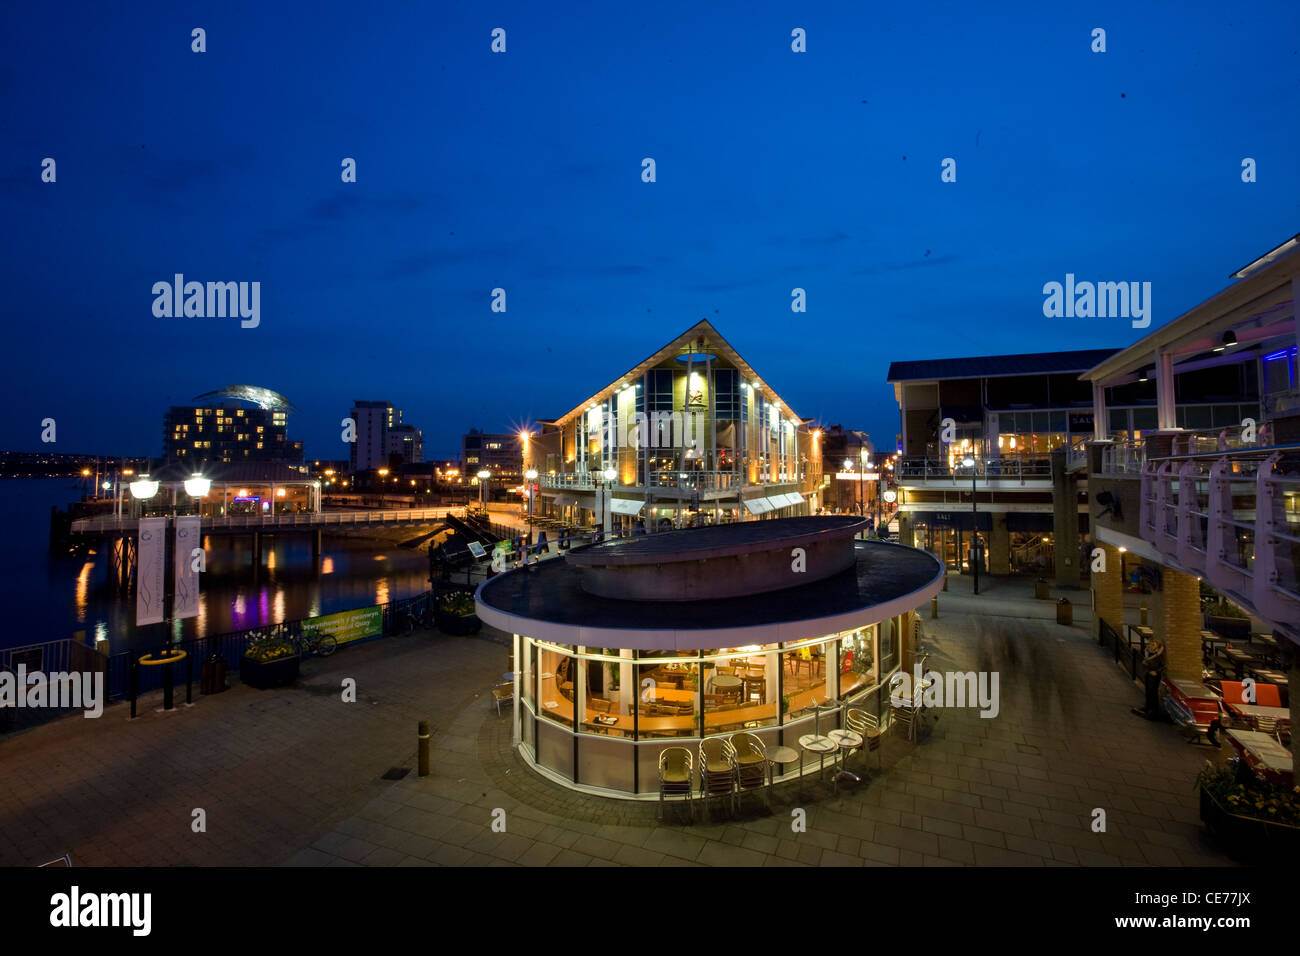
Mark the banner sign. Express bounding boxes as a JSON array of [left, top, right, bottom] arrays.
[[302, 605, 383, 647], [173, 516, 201, 620], [136, 518, 167, 626]]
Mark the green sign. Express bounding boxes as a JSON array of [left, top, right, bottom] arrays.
[[303, 605, 383, 646]]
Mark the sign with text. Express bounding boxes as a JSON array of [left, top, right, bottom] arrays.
[[303, 605, 383, 646], [136, 518, 167, 626]]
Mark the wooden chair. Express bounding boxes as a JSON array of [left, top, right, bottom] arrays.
[[657, 747, 694, 822]]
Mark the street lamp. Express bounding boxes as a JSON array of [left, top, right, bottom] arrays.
[[962, 456, 979, 595], [525, 468, 538, 546], [477, 469, 491, 513], [859, 447, 869, 531], [601, 467, 617, 536]]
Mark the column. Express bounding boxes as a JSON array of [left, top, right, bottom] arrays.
[[989, 514, 1010, 575], [1156, 348, 1177, 431], [1051, 449, 1081, 588], [1092, 382, 1108, 441], [897, 511, 912, 549], [1154, 566, 1202, 682], [1092, 542, 1123, 640]]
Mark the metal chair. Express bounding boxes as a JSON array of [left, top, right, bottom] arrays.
[[658, 747, 694, 822], [729, 731, 769, 807], [698, 737, 738, 816], [491, 682, 513, 717], [845, 708, 882, 771], [888, 676, 921, 741]]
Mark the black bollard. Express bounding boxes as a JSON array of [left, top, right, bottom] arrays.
[[418, 720, 430, 777], [162, 661, 174, 711], [185, 652, 193, 705], [129, 656, 139, 719]]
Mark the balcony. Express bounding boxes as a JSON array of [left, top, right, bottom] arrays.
[[537, 469, 808, 494], [1119, 437, 1300, 631], [896, 456, 1054, 482]]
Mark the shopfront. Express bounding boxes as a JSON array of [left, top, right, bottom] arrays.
[[477, 516, 943, 799]]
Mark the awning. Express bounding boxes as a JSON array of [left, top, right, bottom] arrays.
[[547, 493, 579, 507], [610, 498, 646, 516], [743, 497, 773, 515]]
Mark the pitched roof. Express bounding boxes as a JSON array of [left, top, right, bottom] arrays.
[[549, 320, 807, 427], [887, 348, 1120, 383]]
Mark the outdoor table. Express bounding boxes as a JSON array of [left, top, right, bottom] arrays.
[[1221, 646, 1252, 679], [1225, 729, 1294, 786], [1129, 624, 1154, 647], [827, 728, 864, 787], [1160, 678, 1222, 745], [766, 745, 800, 790], [1201, 632, 1228, 651], [798, 734, 838, 782]]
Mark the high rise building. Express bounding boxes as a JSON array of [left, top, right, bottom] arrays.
[[350, 400, 399, 471], [163, 385, 303, 464], [386, 423, 424, 464]]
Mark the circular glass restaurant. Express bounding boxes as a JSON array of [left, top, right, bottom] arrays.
[[475, 516, 945, 798]]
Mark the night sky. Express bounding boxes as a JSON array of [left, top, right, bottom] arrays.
[[3, 1, 1298, 461]]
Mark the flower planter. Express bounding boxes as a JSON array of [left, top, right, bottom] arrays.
[[1199, 785, 1300, 857], [240, 653, 300, 689], [434, 609, 482, 636]]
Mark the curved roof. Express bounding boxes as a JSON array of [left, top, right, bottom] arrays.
[[476, 538, 944, 650], [192, 385, 296, 412]]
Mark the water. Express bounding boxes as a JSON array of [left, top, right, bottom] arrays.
[[1, 479, 434, 655]]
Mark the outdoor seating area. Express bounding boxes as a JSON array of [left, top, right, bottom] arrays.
[[1201, 630, 1290, 704], [1161, 674, 1293, 788]]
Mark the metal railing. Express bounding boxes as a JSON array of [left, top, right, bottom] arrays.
[[1136, 443, 1300, 633], [69, 507, 462, 534], [896, 457, 1053, 481]]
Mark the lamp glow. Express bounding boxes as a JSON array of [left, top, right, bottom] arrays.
[[129, 478, 159, 499], [183, 475, 211, 497]]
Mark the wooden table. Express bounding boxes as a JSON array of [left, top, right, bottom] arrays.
[[646, 686, 695, 703], [1220, 646, 1252, 679], [1225, 729, 1294, 786]]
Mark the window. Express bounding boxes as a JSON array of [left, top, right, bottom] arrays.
[[839, 627, 877, 698]]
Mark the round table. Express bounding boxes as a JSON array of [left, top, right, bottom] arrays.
[[827, 729, 864, 784], [712, 674, 743, 701], [798, 733, 838, 781], [767, 745, 800, 787]]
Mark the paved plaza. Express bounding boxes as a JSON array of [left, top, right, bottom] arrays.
[[0, 575, 1236, 867]]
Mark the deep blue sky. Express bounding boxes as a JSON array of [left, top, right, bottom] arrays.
[[3, 1, 1298, 461]]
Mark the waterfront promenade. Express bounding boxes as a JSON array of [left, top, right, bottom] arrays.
[[0, 576, 1235, 867]]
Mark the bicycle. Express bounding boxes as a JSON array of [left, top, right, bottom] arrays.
[[289, 622, 337, 658]]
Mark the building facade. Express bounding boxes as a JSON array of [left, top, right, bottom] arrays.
[[462, 430, 521, 481], [886, 350, 1121, 581], [163, 386, 302, 464], [525, 321, 823, 532], [386, 423, 424, 465], [1083, 234, 1300, 685], [350, 400, 400, 472]]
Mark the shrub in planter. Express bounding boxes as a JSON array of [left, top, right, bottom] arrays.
[[1196, 762, 1300, 857], [241, 636, 300, 689], [435, 590, 481, 635]]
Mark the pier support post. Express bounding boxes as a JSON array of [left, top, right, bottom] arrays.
[[312, 529, 322, 562], [252, 531, 261, 574]]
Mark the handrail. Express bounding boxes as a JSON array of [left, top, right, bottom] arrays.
[[69, 506, 463, 534]]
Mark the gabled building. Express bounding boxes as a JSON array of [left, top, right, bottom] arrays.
[[525, 321, 823, 532]]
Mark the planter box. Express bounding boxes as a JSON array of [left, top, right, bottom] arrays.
[[1205, 615, 1250, 641], [435, 609, 482, 636], [1199, 786, 1300, 858], [240, 654, 300, 689]]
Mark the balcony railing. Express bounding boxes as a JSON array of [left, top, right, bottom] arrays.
[[896, 457, 1053, 481], [1132, 442, 1300, 631], [539, 470, 809, 493]]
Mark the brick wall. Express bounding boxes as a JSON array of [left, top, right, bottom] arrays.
[[1092, 542, 1123, 639], [1156, 566, 1201, 681]]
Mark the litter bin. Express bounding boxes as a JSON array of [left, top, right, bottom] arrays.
[[201, 654, 228, 695], [1035, 578, 1050, 600], [1056, 598, 1072, 626]]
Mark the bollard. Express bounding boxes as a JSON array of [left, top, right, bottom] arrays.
[[418, 720, 430, 777], [1139, 605, 1148, 627], [185, 652, 194, 705], [129, 656, 139, 719], [942, 575, 948, 592], [931, 595, 938, 619]]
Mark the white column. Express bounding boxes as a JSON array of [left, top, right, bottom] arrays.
[[1092, 381, 1108, 440], [1156, 348, 1177, 430], [512, 633, 521, 747]]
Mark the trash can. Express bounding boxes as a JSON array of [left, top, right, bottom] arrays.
[[201, 654, 228, 695], [1056, 598, 1072, 625], [1035, 578, 1050, 600]]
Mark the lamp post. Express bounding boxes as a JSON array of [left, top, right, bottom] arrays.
[[859, 447, 869, 535], [963, 456, 979, 595], [601, 467, 616, 536], [524, 468, 538, 546], [477, 469, 491, 514]]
